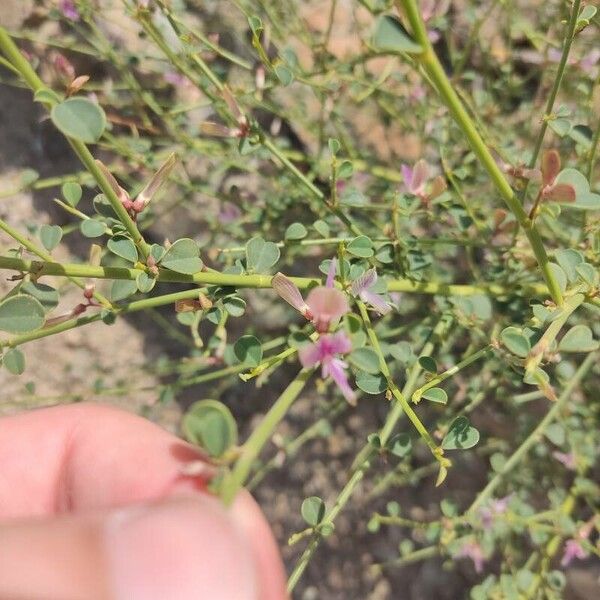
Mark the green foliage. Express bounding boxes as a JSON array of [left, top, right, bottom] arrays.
[[301, 496, 326, 526], [0, 295, 45, 333], [182, 399, 238, 457], [51, 98, 106, 143], [160, 238, 203, 274]]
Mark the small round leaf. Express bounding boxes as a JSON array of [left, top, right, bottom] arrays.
[[0, 294, 45, 334], [301, 496, 326, 527], [182, 399, 238, 457], [51, 97, 106, 143]]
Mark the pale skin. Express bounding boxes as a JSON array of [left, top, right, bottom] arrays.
[[0, 403, 288, 600]]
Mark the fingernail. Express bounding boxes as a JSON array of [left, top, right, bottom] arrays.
[[104, 497, 257, 600]]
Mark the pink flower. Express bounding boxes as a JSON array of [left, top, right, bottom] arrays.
[[272, 272, 312, 319], [561, 539, 588, 567], [539, 150, 576, 203], [351, 269, 391, 315], [401, 159, 447, 204], [299, 331, 356, 404], [272, 259, 349, 333], [479, 495, 511, 530], [457, 540, 485, 573], [59, 0, 80, 21], [402, 160, 429, 197], [552, 450, 576, 470]]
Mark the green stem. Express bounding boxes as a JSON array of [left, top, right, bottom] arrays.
[[397, 0, 564, 306], [0, 218, 112, 308], [0, 255, 549, 297], [357, 301, 443, 458], [467, 352, 596, 514], [0, 27, 150, 258], [262, 138, 362, 236], [0, 288, 215, 349], [220, 368, 314, 505], [525, 0, 582, 176], [412, 345, 491, 403], [524, 291, 585, 378]]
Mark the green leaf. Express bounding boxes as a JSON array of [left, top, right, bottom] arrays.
[[558, 325, 599, 353], [182, 399, 238, 458], [248, 15, 263, 35], [285, 222, 308, 240], [389, 433, 412, 458], [2, 347, 25, 375], [337, 160, 354, 179], [442, 416, 480, 450], [150, 244, 166, 263], [223, 296, 246, 317], [301, 496, 325, 526], [347, 235, 374, 258], [93, 194, 116, 218], [136, 271, 156, 293], [80, 218, 107, 238], [0, 294, 45, 333], [110, 279, 137, 302], [233, 335, 263, 366], [161, 238, 203, 274], [313, 219, 330, 237], [107, 236, 138, 263], [372, 15, 423, 54], [328, 138, 340, 155], [355, 370, 387, 394], [422, 387, 448, 404], [554, 249, 583, 283], [20, 282, 59, 312], [548, 262, 567, 292], [575, 263, 598, 287], [34, 87, 62, 104], [501, 326, 531, 357], [555, 168, 600, 210], [548, 117, 571, 137], [418, 355, 437, 373], [50, 97, 106, 143], [39, 224, 63, 251], [62, 182, 82, 207], [245, 236, 280, 273], [274, 64, 294, 86], [348, 347, 381, 374]]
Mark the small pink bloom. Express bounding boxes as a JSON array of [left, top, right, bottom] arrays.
[[299, 331, 356, 404], [561, 539, 588, 567], [479, 495, 511, 529], [59, 0, 80, 21], [457, 540, 485, 574], [552, 450, 576, 470], [272, 273, 312, 319], [540, 150, 576, 204], [351, 269, 391, 315], [306, 287, 349, 332], [402, 160, 429, 197], [272, 261, 349, 331], [218, 201, 242, 223]]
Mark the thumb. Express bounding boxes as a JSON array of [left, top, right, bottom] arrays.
[[0, 495, 276, 600]]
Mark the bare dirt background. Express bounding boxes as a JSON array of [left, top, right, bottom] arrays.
[[1, 1, 598, 598]]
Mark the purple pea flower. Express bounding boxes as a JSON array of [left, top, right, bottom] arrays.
[[479, 495, 511, 530], [351, 269, 391, 315], [552, 450, 576, 471], [402, 160, 429, 197], [59, 0, 80, 21], [561, 539, 588, 567], [272, 259, 349, 332], [457, 540, 485, 574], [401, 159, 447, 204], [299, 331, 356, 405]]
